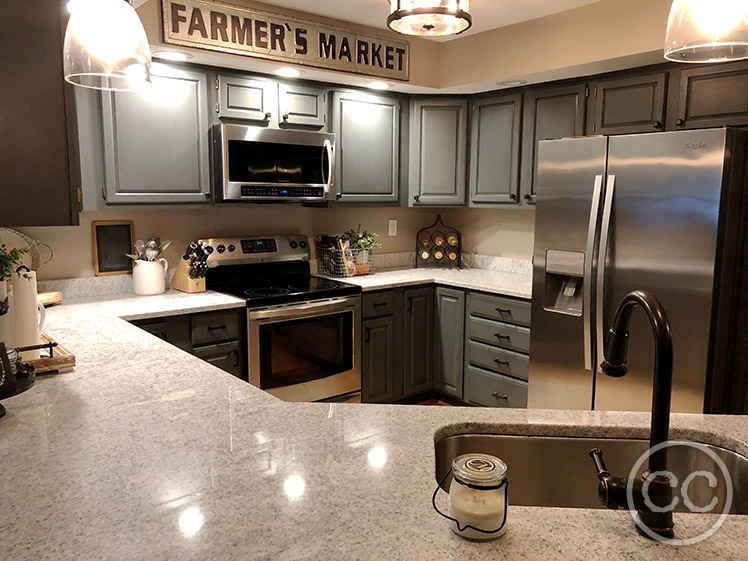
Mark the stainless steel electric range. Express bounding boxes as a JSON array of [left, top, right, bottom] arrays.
[[202, 235, 362, 403]]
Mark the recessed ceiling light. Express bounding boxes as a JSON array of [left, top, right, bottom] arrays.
[[153, 51, 193, 62], [275, 67, 301, 78], [496, 79, 527, 87], [367, 81, 390, 90]]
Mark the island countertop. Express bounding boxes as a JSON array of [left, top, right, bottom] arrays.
[[1, 292, 747, 560]]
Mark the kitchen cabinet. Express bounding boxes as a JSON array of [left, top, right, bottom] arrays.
[[362, 316, 399, 403], [131, 309, 245, 380], [216, 74, 278, 124], [588, 72, 667, 135], [101, 66, 211, 204], [468, 93, 522, 206], [331, 92, 401, 203], [520, 83, 587, 205], [671, 61, 748, 129], [433, 287, 465, 398], [279, 83, 326, 128], [0, 0, 81, 226], [403, 287, 435, 396], [409, 98, 468, 206]]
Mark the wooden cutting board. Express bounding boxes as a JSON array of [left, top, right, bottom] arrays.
[[37, 291, 63, 306]]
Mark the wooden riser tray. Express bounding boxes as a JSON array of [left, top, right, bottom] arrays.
[[26, 333, 76, 374]]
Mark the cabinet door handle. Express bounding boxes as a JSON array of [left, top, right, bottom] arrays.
[[282, 113, 289, 121], [232, 349, 240, 368], [492, 392, 509, 401], [407, 297, 412, 311], [494, 333, 511, 341], [524, 194, 533, 202], [653, 120, 662, 128], [207, 325, 227, 331], [364, 327, 371, 343], [373, 302, 388, 308], [495, 308, 512, 315], [509, 193, 517, 200], [413, 195, 421, 203], [494, 358, 510, 367], [264, 112, 272, 120], [676, 118, 685, 127]]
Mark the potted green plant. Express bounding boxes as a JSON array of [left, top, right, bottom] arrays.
[[0, 238, 29, 334], [343, 225, 382, 272]]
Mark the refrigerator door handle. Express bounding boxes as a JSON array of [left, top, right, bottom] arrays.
[[596, 174, 616, 374], [583, 174, 605, 371]]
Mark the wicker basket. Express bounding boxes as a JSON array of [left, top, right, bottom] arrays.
[[317, 247, 375, 278]]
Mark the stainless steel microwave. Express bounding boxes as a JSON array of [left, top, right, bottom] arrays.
[[213, 123, 335, 203]]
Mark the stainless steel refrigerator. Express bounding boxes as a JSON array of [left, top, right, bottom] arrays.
[[528, 128, 747, 414]]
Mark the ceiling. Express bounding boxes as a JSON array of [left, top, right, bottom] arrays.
[[254, 0, 602, 41]]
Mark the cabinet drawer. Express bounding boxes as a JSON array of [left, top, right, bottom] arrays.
[[191, 310, 242, 346], [192, 341, 242, 379], [467, 341, 529, 381], [468, 316, 530, 353], [464, 365, 528, 408], [362, 291, 395, 318], [468, 292, 531, 327]]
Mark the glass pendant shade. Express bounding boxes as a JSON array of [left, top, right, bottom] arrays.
[[665, 0, 748, 63], [388, 0, 472, 37], [63, 0, 152, 90]]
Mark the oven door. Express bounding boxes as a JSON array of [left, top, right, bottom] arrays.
[[247, 296, 361, 402]]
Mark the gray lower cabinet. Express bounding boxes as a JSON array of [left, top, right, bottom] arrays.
[[101, 67, 211, 204], [332, 92, 400, 203], [589, 72, 667, 135], [409, 97, 468, 206], [131, 309, 245, 380], [362, 316, 398, 403], [217, 74, 277, 125], [279, 83, 326, 128], [672, 61, 748, 129], [464, 365, 528, 408], [434, 287, 465, 398], [469, 93, 522, 206], [520, 83, 587, 205], [403, 287, 435, 395]]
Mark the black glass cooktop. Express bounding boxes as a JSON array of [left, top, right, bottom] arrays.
[[211, 275, 360, 307]]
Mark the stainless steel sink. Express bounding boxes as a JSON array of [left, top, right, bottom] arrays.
[[435, 434, 748, 514]]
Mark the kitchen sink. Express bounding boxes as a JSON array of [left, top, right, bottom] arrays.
[[435, 434, 748, 514]]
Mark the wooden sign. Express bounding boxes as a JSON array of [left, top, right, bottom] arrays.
[[161, 0, 410, 81]]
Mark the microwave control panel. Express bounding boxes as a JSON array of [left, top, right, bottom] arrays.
[[240, 186, 324, 198]]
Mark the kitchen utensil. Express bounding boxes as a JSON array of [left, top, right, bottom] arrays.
[[182, 242, 198, 261], [125, 253, 140, 261], [159, 240, 171, 253], [134, 240, 145, 259], [133, 258, 169, 296], [0, 228, 53, 271], [10, 267, 45, 360], [144, 239, 160, 261]]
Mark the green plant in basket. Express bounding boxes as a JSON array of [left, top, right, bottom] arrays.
[[343, 225, 382, 252], [0, 238, 29, 280]]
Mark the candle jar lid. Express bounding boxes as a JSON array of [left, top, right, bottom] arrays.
[[452, 453, 507, 489]]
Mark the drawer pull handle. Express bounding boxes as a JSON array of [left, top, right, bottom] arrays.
[[492, 392, 509, 401], [207, 325, 227, 331], [494, 333, 511, 341], [494, 359, 510, 367], [365, 327, 371, 343], [373, 302, 388, 308], [496, 308, 512, 315]]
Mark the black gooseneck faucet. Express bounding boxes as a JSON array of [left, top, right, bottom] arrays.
[[588, 289, 675, 540]]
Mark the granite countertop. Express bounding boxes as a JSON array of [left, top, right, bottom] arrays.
[[2, 293, 748, 560]]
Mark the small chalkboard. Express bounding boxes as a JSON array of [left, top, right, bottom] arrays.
[[92, 221, 134, 276]]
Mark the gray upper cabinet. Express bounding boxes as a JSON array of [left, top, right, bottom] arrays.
[[403, 287, 434, 396], [279, 83, 326, 128], [468, 93, 522, 206], [589, 72, 667, 135], [409, 98, 468, 206], [332, 92, 400, 203], [217, 74, 277, 125], [434, 287, 465, 398], [673, 61, 748, 129], [101, 67, 211, 204], [520, 84, 587, 205]]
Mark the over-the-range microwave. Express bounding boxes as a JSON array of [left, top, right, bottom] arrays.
[[212, 123, 335, 203]]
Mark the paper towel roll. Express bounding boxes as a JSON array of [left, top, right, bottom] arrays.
[[0, 280, 14, 348], [11, 270, 41, 360]]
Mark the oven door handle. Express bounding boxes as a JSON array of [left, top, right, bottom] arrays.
[[249, 298, 357, 321]]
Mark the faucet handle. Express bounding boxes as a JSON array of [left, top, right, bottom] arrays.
[[589, 448, 631, 510], [589, 448, 610, 479]]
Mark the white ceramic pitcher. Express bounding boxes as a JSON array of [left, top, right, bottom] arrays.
[[133, 259, 169, 296]]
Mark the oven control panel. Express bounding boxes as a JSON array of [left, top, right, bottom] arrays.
[[198, 235, 310, 267]]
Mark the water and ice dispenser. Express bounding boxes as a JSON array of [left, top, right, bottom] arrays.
[[543, 250, 585, 316]]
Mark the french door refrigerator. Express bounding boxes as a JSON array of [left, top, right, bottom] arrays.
[[527, 128, 747, 413]]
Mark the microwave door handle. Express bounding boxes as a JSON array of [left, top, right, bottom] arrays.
[[583, 175, 604, 371], [596, 174, 616, 375], [323, 139, 334, 194]]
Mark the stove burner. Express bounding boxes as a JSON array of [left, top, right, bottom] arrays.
[[243, 287, 291, 297]]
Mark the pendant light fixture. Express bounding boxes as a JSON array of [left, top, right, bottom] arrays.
[[63, 0, 152, 91], [664, 0, 748, 63], [387, 1, 472, 37]]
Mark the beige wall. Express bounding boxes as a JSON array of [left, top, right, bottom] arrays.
[[14, 207, 535, 281]]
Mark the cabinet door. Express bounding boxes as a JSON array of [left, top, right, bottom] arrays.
[[362, 316, 398, 403], [434, 287, 465, 398], [590, 73, 666, 135], [332, 92, 400, 203], [101, 66, 210, 204], [0, 0, 81, 226], [674, 62, 748, 129], [403, 287, 434, 396], [193, 341, 243, 379], [469, 94, 522, 205], [409, 98, 468, 206], [520, 84, 587, 205], [217, 74, 277, 125], [279, 83, 326, 128]]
